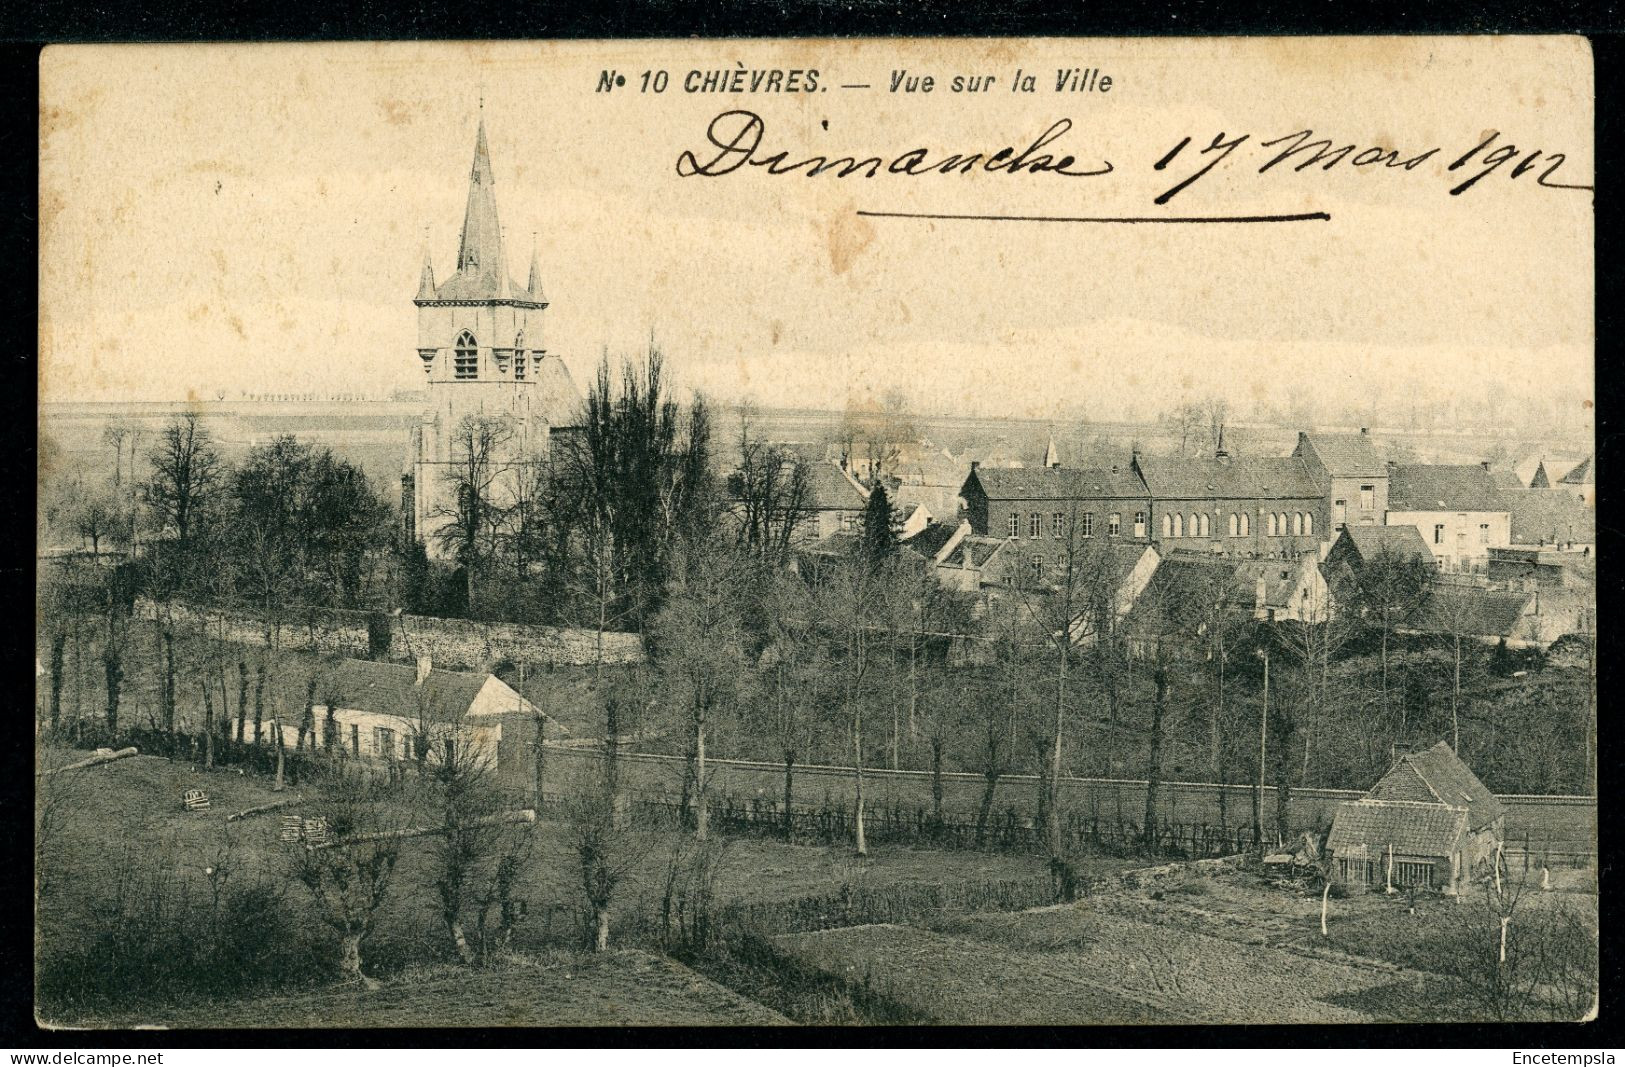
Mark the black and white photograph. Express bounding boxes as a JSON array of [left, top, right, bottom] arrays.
[[34, 37, 1597, 1029]]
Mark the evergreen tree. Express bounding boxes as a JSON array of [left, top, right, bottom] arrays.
[[859, 484, 897, 570]]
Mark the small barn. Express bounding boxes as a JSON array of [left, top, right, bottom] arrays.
[[1327, 742, 1504, 895]]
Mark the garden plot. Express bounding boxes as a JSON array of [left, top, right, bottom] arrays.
[[777, 903, 1431, 1024]]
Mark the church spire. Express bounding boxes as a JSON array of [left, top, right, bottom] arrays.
[[416, 227, 436, 300], [527, 232, 544, 300], [456, 115, 506, 284]]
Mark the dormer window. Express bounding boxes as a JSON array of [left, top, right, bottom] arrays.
[[454, 331, 478, 380]]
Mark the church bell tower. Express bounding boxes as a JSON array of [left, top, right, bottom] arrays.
[[405, 113, 578, 555]]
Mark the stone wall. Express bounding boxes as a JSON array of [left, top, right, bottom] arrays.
[[135, 598, 645, 671]]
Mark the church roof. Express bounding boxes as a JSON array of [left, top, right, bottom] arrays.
[[422, 118, 543, 306]]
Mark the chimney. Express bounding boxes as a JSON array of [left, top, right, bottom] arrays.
[[1360, 427, 1369, 436], [1111, 464, 1120, 475], [1480, 461, 1491, 471], [415, 655, 432, 686], [970, 460, 980, 472]]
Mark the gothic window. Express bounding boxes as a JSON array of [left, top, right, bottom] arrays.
[[1292, 512, 1303, 536], [513, 331, 526, 380], [454, 331, 478, 380], [1240, 512, 1250, 536], [1267, 513, 1278, 537], [1188, 513, 1199, 536], [1304, 512, 1314, 536], [1198, 514, 1210, 537], [1228, 513, 1239, 537], [1161, 513, 1172, 538], [1173, 514, 1184, 538]]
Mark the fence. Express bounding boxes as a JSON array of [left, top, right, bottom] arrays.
[[540, 747, 1597, 858]]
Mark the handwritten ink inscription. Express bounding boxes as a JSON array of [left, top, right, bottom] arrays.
[[675, 109, 1593, 203]]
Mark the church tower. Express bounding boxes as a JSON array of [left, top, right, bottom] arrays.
[[406, 114, 580, 555]]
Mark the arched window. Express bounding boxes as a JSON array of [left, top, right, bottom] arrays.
[[1189, 513, 1199, 537], [1267, 513, 1277, 537], [512, 330, 526, 380], [1304, 512, 1314, 536], [1199, 514, 1210, 537], [1240, 512, 1250, 536], [1162, 514, 1172, 538], [1173, 514, 1184, 538], [1292, 512, 1303, 536], [454, 330, 478, 380], [1228, 513, 1239, 537], [1279, 513, 1289, 536]]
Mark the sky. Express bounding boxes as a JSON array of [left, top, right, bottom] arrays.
[[39, 38, 1594, 423]]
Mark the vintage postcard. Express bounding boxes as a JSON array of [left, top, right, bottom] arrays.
[[36, 37, 1595, 1028]]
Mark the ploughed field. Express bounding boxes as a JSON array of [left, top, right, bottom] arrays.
[[775, 908, 1421, 1024]]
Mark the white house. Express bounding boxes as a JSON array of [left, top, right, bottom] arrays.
[[273, 657, 553, 779], [1384, 462, 1511, 573]]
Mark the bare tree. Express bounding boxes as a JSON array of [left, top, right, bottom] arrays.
[[140, 411, 222, 566], [651, 538, 749, 841], [287, 771, 415, 988], [411, 715, 537, 965], [432, 414, 515, 613], [729, 406, 813, 562]]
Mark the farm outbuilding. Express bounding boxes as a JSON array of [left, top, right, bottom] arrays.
[[1326, 742, 1504, 895]]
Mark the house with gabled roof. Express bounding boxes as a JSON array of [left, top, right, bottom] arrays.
[[1293, 428, 1389, 531], [1384, 462, 1511, 573], [271, 655, 554, 791], [1558, 454, 1594, 506], [1327, 741, 1504, 895]]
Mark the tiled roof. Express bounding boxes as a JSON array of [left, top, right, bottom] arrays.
[[968, 466, 1146, 501], [1559, 455, 1593, 486], [1300, 433, 1387, 477], [1489, 465, 1526, 490], [902, 521, 961, 561], [1327, 799, 1468, 858], [1387, 464, 1507, 512], [1232, 558, 1306, 609], [288, 659, 522, 726], [1134, 454, 1319, 500], [1340, 524, 1434, 565], [1506, 489, 1595, 545], [1412, 587, 1534, 641], [1367, 741, 1504, 830], [944, 534, 1008, 570], [532, 355, 583, 429], [804, 461, 870, 511]]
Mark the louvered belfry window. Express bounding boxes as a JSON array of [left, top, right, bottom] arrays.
[[454, 331, 478, 380]]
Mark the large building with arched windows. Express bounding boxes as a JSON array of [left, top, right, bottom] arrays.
[[404, 117, 582, 556]]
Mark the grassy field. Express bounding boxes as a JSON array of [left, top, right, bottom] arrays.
[[34, 745, 1071, 1026], [49, 951, 789, 1030]]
